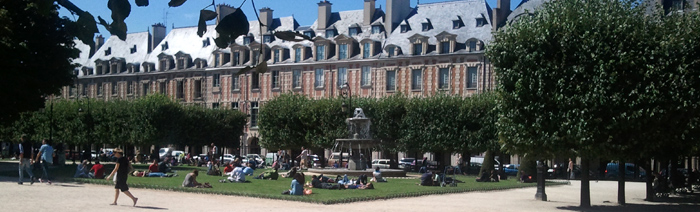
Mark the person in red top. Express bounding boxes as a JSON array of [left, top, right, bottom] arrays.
[[90, 160, 105, 179], [223, 162, 234, 174], [148, 159, 159, 173]]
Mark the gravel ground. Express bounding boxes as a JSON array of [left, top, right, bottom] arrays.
[[1, 174, 698, 212]]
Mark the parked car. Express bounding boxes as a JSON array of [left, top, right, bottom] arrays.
[[605, 163, 646, 180], [222, 154, 236, 164], [159, 148, 172, 161], [265, 152, 278, 166], [371, 159, 391, 169], [504, 164, 520, 176], [398, 158, 415, 169], [327, 152, 349, 168], [309, 154, 321, 168]]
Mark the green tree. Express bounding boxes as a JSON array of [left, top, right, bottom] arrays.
[[488, 0, 670, 207], [0, 0, 80, 124], [258, 93, 310, 150]]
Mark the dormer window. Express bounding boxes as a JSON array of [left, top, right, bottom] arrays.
[[304, 31, 314, 38], [387, 47, 395, 57], [325, 29, 336, 38], [349, 27, 360, 36], [177, 58, 185, 69], [338, 44, 348, 60], [263, 35, 273, 43], [243, 37, 251, 45], [453, 20, 464, 29], [130, 45, 137, 54], [422, 23, 431, 31], [202, 38, 211, 47], [295, 47, 302, 63], [363, 42, 371, 59], [273, 49, 279, 63], [476, 18, 486, 27], [440, 41, 450, 54], [371, 25, 382, 34], [161, 42, 169, 51], [233, 51, 240, 65], [316, 44, 325, 61], [105, 47, 111, 56], [413, 43, 422, 55], [214, 54, 221, 67], [469, 40, 477, 52], [400, 25, 410, 33]]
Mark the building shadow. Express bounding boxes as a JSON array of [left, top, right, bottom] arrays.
[[557, 194, 700, 212]]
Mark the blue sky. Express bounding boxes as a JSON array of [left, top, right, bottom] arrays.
[[59, 0, 521, 37]]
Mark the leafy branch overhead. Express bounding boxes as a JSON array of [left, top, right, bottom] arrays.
[[274, 31, 314, 42]]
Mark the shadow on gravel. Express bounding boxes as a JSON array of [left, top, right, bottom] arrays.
[[557, 204, 700, 212], [134, 206, 168, 210], [57, 184, 82, 187]]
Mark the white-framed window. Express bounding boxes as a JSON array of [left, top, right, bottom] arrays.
[[476, 18, 486, 27], [232, 76, 240, 91], [401, 25, 409, 33], [233, 52, 240, 66], [422, 23, 430, 31], [349, 27, 358, 36], [127, 81, 134, 95], [159, 82, 166, 94], [387, 47, 395, 57], [213, 74, 221, 87], [263, 35, 272, 43], [231, 102, 239, 110], [337, 67, 347, 87], [467, 67, 478, 89], [111, 82, 118, 96], [439, 68, 449, 89], [361, 66, 371, 86], [176, 81, 184, 99], [214, 54, 220, 67], [339, 44, 348, 60], [142, 83, 149, 96], [273, 49, 280, 63], [251, 102, 259, 127], [295, 48, 302, 63], [243, 37, 251, 45], [97, 83, 103, 96], [440, 41, 450, 54], [252, 51, 260, 64], [411, 69, 422, 90], [413, 43, 422, 55], [325, 30, 336, 38], [293, 69, 302, 88], [315, 68, 324, 87], [252, 73, 260, 89], [304, 31, 314, 38], [316, 45, 325, 61], [363, 43, 371, 58], [271, 70, 280, 89], [194, 79, 202, 98], [372, 25, 382, 34], [469, 41, 477, 52], [386, 71, 396, 91]]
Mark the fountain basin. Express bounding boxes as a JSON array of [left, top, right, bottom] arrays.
[[306, 168, 407, 177]]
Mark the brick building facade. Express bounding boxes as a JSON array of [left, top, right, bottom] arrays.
[[61, 0, 513, 157]]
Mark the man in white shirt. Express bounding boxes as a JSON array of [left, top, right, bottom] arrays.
[[297, 147, 309, 169], [228, 163, 254, 182]]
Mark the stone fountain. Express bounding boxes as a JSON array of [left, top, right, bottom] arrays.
[[308, 108, 406, 177]]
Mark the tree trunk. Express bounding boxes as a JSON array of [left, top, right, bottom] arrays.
[[480, 150, 495, 177], [618, 159, 626, 205], [580, 158, 591, 208], [639, 159, 654, 202]]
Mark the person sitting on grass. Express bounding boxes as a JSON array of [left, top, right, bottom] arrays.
[[148, 159, 159, 173], [182, 169, 212, 188], [419, 171, 433, 186], [490, 170, 500, 182], [74, 160, 90, 178], [227, 163, 254, 182], [158, 158, 171, 173], [223, 161, 234, 175], [89, 160, 105, 179], [283, 173, 305, 195], [254, 167, 279, 180], [476, 170, 491, 182], [370, 167, 387, 182], [282, 167, 298, 178]]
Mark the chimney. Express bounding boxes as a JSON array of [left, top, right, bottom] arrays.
[[91, 35, 105, 56], [151, 23, 166, 52], [317, 1, 332, 30], [216, 4, 236, 25], [260, 7, 274, 32], [385, 0, 410, 33], [364, 0, 376, 25], [492, 0, 511, 31]]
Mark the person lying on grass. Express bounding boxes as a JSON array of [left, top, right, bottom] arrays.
[[307, 175, 340, 189], [342, 182, 374, 189], [182, 169, 212, 188], [225, 163, 254, 183], [254, 167, 279, 180]]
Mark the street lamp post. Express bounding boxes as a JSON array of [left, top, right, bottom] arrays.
[[339, 82, 351, 168], [535, 160, 548, 201]]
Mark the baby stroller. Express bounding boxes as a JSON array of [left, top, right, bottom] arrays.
[[437, 166, 458, 187]]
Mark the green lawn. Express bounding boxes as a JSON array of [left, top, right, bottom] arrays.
[[1, 162, 562, 204]]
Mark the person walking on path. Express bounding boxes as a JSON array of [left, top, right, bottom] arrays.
[[35, 139, 54, 184], [567, 158, 574, 180], [106, 148, 138, 206], [17, 134, 35, 185], [297, 147, 309, 170]]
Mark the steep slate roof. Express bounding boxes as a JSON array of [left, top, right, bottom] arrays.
[[90, 32, 150, 66], [507, 0, 548, 24], [72, 39, 93, 76], [384, 0, 493, 56], [146, 25, 218, 69], [310, 9, 386, 43]]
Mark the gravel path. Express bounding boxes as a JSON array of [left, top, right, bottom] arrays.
[[1, 175, 698, 212]]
